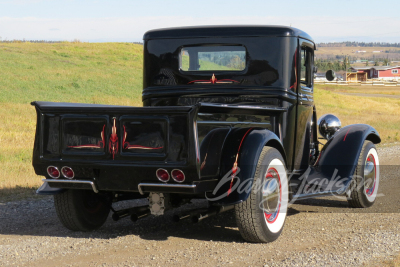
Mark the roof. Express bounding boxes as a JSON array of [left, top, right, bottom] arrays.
[[351, 66, 400, 71], [143, 25, 314, 42]]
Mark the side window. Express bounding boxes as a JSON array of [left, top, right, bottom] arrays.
[[300, 46, 313, 88]]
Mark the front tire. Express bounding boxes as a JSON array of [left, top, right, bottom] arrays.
[[235, 147, 288, 243], [347, 141, 379, 208], [54, 189, 110, 231]]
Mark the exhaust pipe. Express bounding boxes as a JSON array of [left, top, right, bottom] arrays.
[[172, 208, 208, 223], [172, 213, 191, 222], [131, 209, 151, 222], [112, 205, 150, 221], [191, 205, 234, 223]]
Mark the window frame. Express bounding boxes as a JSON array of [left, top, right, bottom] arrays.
[[299, 40, 314, 91]]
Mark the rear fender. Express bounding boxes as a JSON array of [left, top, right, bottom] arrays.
[[300, 124, 380, 194], [207, 128, 285, 205]]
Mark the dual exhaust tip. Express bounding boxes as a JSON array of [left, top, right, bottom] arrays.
[[47, 166, 74, 179], [156, 168, 185, 183]]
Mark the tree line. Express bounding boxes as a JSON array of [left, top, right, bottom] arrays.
[[315, 59, 349, 72]]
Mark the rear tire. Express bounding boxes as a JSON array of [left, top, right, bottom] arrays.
[[347, 141, 379, 208], [54, 189, 110, 231], [235, 147, 288, 243]]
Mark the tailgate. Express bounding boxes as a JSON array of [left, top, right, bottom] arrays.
[[31, 101, 199, 190]]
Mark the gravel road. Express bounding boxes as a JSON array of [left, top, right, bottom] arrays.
[[1, 145, 399, 267]]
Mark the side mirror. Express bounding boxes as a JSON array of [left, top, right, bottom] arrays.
[[325, 70, 336, 81], [313, 66, 318, 73], [318, 114, 341, 139]]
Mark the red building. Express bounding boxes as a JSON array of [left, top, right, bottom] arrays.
[[349, 66, 400, 80]]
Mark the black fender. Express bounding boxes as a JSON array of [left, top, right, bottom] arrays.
[[298, 124, 380, 195], [207, 128, 286, 205]]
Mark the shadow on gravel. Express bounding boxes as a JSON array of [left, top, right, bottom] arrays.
[[293, 198, 350, 208], [0, 198, 244, 242], [0, 197, 305, 243]]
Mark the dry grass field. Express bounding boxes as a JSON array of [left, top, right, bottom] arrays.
[[315, 46, 400, 61], [315, 84, 400, 143], [317, 84, 400, 96], [0, 43, 399, 199]]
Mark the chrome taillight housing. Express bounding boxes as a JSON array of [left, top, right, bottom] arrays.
[[171, 169, 185, 183], [156, 168, 170, 182], [61, 166, 75, 179], [47, 166, 60, 179]]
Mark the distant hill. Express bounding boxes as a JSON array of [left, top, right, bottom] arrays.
[[315, 46, 400, 65], [317, 42, 400, 48]]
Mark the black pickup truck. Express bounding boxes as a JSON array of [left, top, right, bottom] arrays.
[[32, 26, 380, 243]]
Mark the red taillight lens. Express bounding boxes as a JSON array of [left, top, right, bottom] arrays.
[[156, 169, 170, 182], [47, 166, 60, 179], [61, 166, 74, 179], [171, 169, 185, 183]]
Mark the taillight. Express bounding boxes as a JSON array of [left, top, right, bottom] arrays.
[[47, 166, 60, 179], [61, 166, 74, 179], [171, 169, 185, 183], [156, 168, 170, 182]]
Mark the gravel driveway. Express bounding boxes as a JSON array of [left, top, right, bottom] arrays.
[[1, 145, 399, 267]]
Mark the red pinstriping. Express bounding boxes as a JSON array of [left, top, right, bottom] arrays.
[[227, 128, 253, 195], [68, 125, 105, 149], [122, 125, 163, 150], [109, 118, 118, 159], [188, 74, 240, 84], [343, 127, 352, 141]]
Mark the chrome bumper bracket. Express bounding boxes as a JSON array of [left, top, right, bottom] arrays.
[[42, 179, 99, 193]]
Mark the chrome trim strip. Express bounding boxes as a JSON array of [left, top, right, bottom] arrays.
[[193, 121, 200, 165], [138, 183, 196, 195], [42, 179, 98, 193], [196, 121, 271, 126]]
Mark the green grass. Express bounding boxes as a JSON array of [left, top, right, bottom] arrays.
[[0, 42, 143, 104], [0, 43, 399, 198], [0, 42, 143, 199]]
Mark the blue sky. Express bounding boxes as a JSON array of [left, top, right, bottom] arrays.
[[0, 0, 399, 43]]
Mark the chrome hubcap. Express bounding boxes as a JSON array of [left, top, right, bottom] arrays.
[[262, 168, 281, 223], [364, 154, 376, 196]]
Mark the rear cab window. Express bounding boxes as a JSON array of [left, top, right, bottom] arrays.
[[180, 46, 246, 72]]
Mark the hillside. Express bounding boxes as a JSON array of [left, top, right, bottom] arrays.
[[0, 43, 399, 196], [315, 46, 400, 62], [0, 42, 144, 195]]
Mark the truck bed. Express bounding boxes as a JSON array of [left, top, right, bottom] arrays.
[[32, 101, 285, 194]]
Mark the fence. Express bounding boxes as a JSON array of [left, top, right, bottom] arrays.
[[314, 80, 400, 86]]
